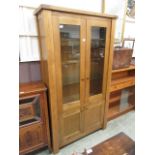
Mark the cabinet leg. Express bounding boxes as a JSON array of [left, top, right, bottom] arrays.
[[48, 145, 52, 154]]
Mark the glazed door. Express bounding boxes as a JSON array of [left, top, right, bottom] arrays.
[[52, 14, 86, 146], [84, 18, 111, 133]]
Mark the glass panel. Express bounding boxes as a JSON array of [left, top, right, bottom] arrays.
[[59, 24, 80, 104], [108, 86, 135, 118], [19, 96, 41, 126], [90, 27, 106, 95]]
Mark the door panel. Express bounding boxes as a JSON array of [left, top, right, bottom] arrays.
[[61, 102, 82, 145], [63, 111, 81, 139], [52, 14, 86, 145], [84, 103, 103, 132], [85, 19, 111, 132], [63, 102, 81, 140]]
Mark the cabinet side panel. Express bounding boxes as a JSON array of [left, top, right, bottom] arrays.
[[36, 10, 59, 153], [37, 13, 49, 86], [103, 19, 116, 128]]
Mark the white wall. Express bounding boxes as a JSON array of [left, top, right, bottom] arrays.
[[124, 17, 135, 38], [124, 17, 135, 57], [105, 0, 127, 42], [19, 0, 102, 12], [19, 0, 103, 62], [19, 0, 133, 61]]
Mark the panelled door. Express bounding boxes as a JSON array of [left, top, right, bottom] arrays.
[[84, 18, 111, 133], [52, 13, 86, 146]]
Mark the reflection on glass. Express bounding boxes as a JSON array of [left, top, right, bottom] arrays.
[[60, 24, 80, 104], [19, 96, 41, 126], [108, 86, 135, 118], [120, 86, 135, 110], [90, 27, 106, 95]]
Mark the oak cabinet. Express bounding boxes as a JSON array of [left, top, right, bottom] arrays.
[[19, 82, 51, 155], [35, 5, 117, 153]]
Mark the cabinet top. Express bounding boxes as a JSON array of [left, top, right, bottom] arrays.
[[34, 4, 117, 19], [19, 82, 47, 96]]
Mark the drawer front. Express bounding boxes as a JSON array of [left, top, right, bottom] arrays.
[[19, 104, 35, 121], [19, 123, 45, 153]]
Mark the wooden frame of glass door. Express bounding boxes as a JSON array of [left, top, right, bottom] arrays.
[[85, 18, 111, 133], [52, 12, 86, 146]]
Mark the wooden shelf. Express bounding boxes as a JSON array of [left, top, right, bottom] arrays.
[[63, 81, 80, 86], [110, 95, 120, 104], [112, 65, 135, 73], [110, 76, 135, 92], [61, 38, 79, 41], [111, 76, 134, 85], [92, 38, 105, 40], [109, 64, 135, 120], [62, 60, 80, 65], [108, 103, 135, 121], [110, 91, 134, 104], [63, 83, 80, 103]]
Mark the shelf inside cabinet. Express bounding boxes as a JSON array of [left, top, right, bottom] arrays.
[[110, 76, 135, 92], [108, 103, 134, 121], [111, 76, 135, 85], [108, 85, 135, 121], [92, 38, 105, 41], [63, 83, 80, 104], [61, 38, 79, 41], [112, 65, 135, 73], [110, 91, 134, 104], [110, 65, 135, 92], [92, 39, 105, 45], [62, 60, 80, 65], [63, 81, 80, 86]]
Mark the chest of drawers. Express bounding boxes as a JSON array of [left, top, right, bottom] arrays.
[[19, 82, 51, 154]]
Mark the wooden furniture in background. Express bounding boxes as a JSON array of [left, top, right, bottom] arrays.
[[112, 47, 133, 70], [19, 82, 51, 155], [35, 5, 117, 153], [108, 65, 135, 120], [82, 132, 135, 155]]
